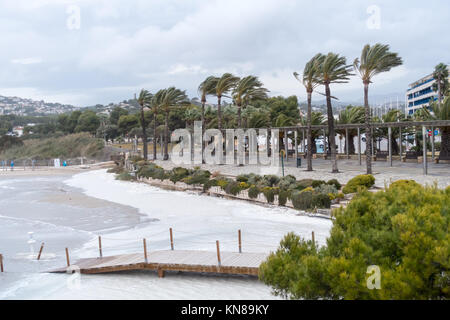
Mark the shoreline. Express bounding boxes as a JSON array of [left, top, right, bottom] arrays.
[[0, 161, 115, 177]]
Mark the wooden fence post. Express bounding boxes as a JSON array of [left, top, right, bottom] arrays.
[[170, 228, 174, 250], [143, 238, 148, 263], [238, 230, 242, 253], [65, 248, 70, 267], [216, 240, 221, 266], [37, 243, 45, 260], [98, 236, 103, 258], [0, 254, 4, 272], [312, 231, 315, 245]]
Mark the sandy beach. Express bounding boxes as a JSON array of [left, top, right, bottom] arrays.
[[0, 168, 332, 299]]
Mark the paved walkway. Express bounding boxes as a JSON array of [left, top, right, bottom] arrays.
[[154, 158, 450, 189]]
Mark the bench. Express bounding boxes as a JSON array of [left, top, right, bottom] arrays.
[[375, 151, 388, 161], [402, 151, 419, 163], [436, 153, 450, 164]]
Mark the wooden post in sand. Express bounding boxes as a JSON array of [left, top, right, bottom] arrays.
[[0, 254, 4, 272], [98, 236, 103, 258], [37, 243, 45, 260], [238, 230, 242, 253], [143, 238, 148, 263], [216, 241, 221, 266], [169, 228, 174, 250], [65, 248, 70, 267]]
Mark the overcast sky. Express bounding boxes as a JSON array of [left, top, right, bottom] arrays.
[[0, 0, 448, 106]]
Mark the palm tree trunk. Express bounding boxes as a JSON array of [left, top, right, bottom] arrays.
[[237, 103, 242, 128], [364, 82, 372, 174], [438, 74, 442, 107], [306, 91, 313, 171], [140, 105, 148, 160], [201, 101, 205, 163], [217, 96, 222, 130], [153, 112, 157, 160], [325, 83, 338, 173], [163, 110, 169, 160]]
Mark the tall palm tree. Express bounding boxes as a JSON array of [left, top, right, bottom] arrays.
[[150, 89, 165, 160], [318, 52, 353, 173], [137, 89, 152, 160], [294, 53, 323, 171], [354, 43, 403, 174], [233, 76, 269, 127], [213, 73, 239, 130], [336, 106, 365, 154], [198, 76, 219, 131], [160, 87, 189, 160], [432, 63, 449, 107]]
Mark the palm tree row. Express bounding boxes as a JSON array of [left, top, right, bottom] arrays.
[[295, 43, 403, 174], [137, 87, 189, 161], [198, 74, 269, 132]]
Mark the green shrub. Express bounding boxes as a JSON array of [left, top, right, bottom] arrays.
[[291, 190, 313, 210], [136, 164, 162, 179], [312, 193, 331, 208], [248, 185, 260, 199], [262, 187, 275, 203], [203, 179, 218, 192], [247, 173, 263, 186], [278, 189, 290, 206], [314, 184, 338, 196], [169, 167, 191, 184], [153, 167, 168, 180], [239, 182, 250, 189], [295, 179, 314, 190], [217, 178, 231, 190], [225, 181, 242, 196], [311, 180, 326, 188], [342, 174, 375, 194], [278, 175, 297, 189], [327, 179, 342, 190], [260, 182, 450, 300], [262, 175, 280, 187], [183, 170, 210, 185], [116, 172, 136, 181], [236, 174, 249, 183]]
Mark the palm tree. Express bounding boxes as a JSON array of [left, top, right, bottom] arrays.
[[432, 63, 449, 107], [233, 76, 269, 127], [354, 43, 403, 174], [294, 54, 323, 171], [150, 90, 165, 160], [160, 87, 189, 160], [137, 89, 152, 160], [317, 52, 353, 173], [198, 76, 219, 131], [336, 106, 365, 154], [300, 111, 326, 154], [183, 106, 201, 129], [213, 73, 239, 130]]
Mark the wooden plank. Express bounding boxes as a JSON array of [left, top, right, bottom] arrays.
[[48, 250, 268, 277]]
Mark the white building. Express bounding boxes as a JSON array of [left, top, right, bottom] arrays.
[[406, 66, 449, 115]]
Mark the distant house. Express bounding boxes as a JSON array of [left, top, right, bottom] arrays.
[[12, 126, 24, 137]]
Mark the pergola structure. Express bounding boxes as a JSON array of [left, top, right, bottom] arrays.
[[250, 120, 450, 175]]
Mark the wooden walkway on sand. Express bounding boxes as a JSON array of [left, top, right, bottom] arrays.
[[49, 250, 268, 277]]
